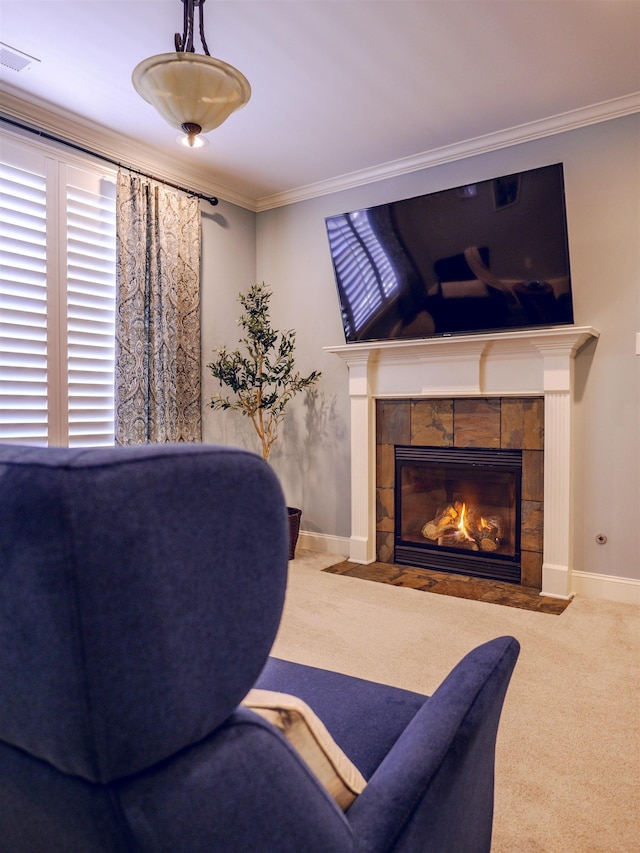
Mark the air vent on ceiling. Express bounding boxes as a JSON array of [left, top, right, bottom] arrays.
[[0, 43, 40, 72]]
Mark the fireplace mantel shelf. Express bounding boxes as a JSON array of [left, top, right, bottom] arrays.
[[326, 325, 599, 599], [325, 325, 599, 398], [326, 324, 597, 355]]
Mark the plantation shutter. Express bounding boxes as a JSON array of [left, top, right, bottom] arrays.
[[0, 135, 116, 446], [65, 168, 116, 446], [0, 149, 49, 445]]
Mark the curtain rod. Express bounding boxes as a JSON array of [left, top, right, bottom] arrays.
[[0, 114, 219, 206]]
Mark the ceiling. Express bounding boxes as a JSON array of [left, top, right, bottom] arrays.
[[1, 1, 639, 210]]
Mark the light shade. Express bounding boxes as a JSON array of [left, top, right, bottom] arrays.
[[132, 52, 251, 134]]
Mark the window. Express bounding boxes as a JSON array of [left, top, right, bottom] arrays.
[[0, 134, 116, 446]]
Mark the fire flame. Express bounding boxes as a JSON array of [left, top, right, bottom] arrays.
[[457, 503, 476, 541], [421, 500, 502, 553]]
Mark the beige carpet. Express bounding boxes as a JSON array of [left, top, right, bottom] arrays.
[[271, 550, 640, 853]]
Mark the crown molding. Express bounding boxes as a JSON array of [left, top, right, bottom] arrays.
[[2, 84, 638, 214], [0, 84, 255, 210], [255, 92, 640, 211]]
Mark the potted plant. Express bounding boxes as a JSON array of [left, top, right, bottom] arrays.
[[207, 282, 321, 558]]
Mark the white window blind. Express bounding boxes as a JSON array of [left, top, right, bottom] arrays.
[[0, 152, 48, 445], [66, 170, 116, 447], [0, 135, 116, 447]]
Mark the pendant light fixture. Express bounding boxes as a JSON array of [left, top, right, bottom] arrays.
[[132, 0, 251, 148]]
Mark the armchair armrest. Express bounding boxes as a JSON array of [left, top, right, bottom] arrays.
[[347, 636, 520, 853]]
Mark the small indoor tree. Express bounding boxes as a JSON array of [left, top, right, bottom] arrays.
[[207, 282, 321, 462]]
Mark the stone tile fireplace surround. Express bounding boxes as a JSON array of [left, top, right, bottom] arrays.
[[377, 396, 543, 587], [327, 326, 598, 599]]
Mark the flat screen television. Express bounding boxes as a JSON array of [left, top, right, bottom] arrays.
[[325, 163, 574, 343]]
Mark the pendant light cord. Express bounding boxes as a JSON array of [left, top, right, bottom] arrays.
[[175, 0, 211, 55]]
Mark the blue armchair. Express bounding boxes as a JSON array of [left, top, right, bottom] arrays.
[[0, 444, 519, 852]]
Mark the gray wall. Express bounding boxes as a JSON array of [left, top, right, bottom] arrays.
[[202, 113, 639, 586], [201, 199, 257, 449]]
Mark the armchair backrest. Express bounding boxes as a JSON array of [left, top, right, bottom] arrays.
[[0, 444, 289, 783]]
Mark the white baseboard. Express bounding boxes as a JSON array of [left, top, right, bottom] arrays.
[[297, 534, 640, 606], [296, 530, 350, 558], [571, 571, 640, 606]]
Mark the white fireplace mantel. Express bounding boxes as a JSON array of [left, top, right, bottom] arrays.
[[326, 325, 599, 599]]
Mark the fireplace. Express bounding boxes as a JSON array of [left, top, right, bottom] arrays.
[[377, 396, 542, 587], [394, 445, 522, 583], [326, 326, 598, 599]]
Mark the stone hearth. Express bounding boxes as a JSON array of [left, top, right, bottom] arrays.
[[326, 326, 598, 599]]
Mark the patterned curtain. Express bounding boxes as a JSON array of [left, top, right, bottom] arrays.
[[115, 171, 202, 443]]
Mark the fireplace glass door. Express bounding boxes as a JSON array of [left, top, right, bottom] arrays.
[[394, 446, 522, 583]]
